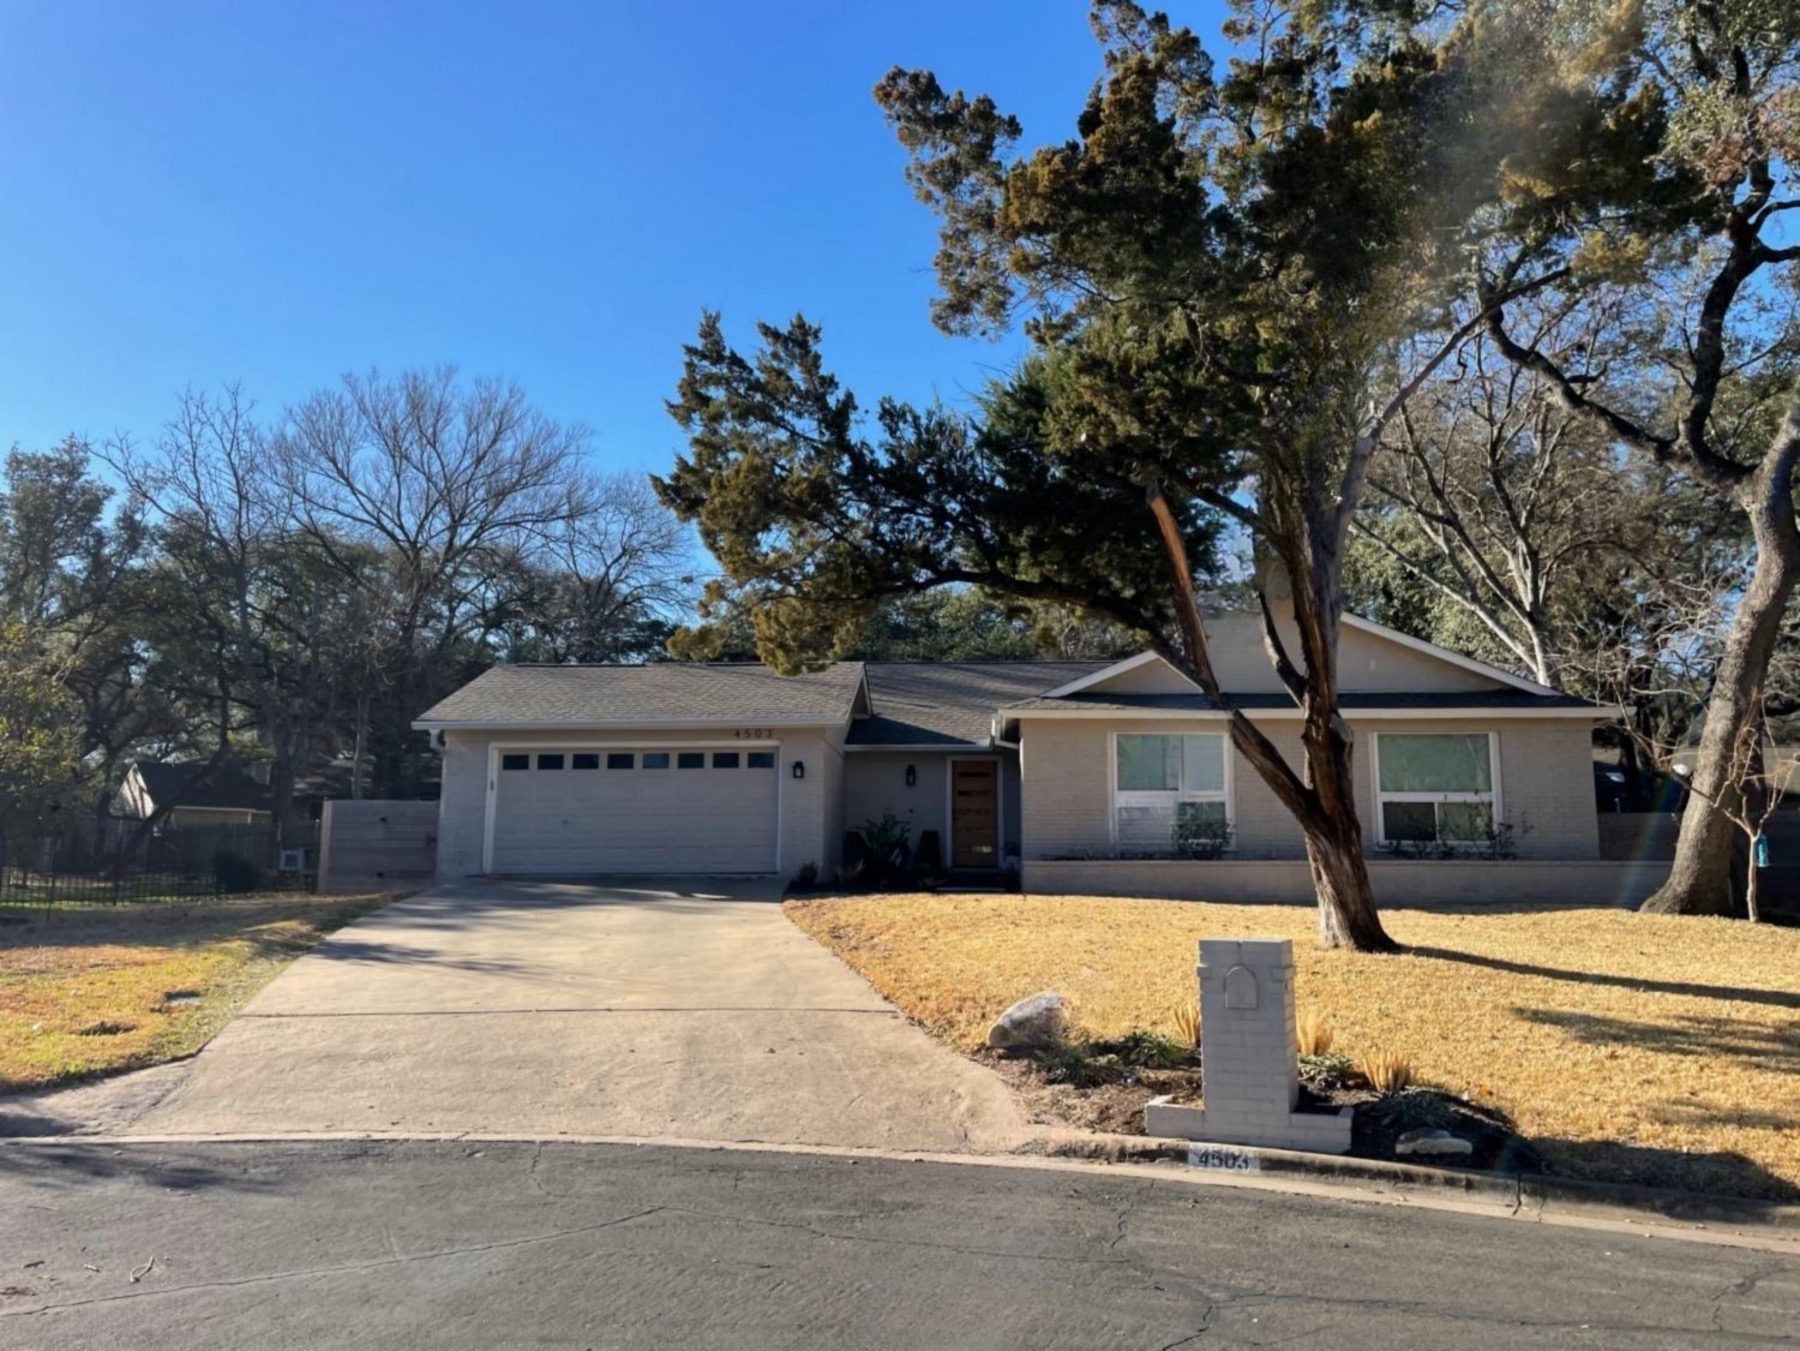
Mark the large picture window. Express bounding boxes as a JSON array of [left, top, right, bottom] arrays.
[[1113, 733, 1231, 855], [1374, 733, 1497, 846]]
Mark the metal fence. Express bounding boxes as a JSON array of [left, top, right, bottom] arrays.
[[0, 819, 314, 904]]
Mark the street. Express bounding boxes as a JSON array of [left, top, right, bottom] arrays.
[[1, 1141, 1794, 1348]]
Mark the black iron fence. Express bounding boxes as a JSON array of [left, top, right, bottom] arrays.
[[0, 819, 314, 904]]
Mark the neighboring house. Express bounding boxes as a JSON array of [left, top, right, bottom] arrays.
[[415, 606, 1664, 906], [117, 761, 274, 827]]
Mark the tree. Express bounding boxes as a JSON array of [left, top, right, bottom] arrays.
[[0, 440, 171, 822], [660, 2, 1553, 949], [1468, 0, 1800, 914], [278, 367, 680, 795], [0, 621, 83, 869], [1354, 311, 1664, 687]]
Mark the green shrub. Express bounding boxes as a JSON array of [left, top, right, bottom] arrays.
[[1114, 1028, 1188, 1069]]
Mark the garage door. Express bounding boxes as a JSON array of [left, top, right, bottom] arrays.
[[488, 747, 779, 874]]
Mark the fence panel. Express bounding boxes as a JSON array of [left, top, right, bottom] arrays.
[[0, 818, 313, 904]]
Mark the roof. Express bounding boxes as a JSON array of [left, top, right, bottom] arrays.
[[131, 761, 273, 812], [1002, 690, 1601, 716], [850, 662, 1108, 746], [413, 661, 869, 728]]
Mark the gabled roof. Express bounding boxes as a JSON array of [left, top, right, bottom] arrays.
[[413, 661, 869, 729], [850, 661, 1107, 746], [131, 761, 273, 812]]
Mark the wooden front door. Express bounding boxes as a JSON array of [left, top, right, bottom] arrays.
[[951, 759, 1000, 869]]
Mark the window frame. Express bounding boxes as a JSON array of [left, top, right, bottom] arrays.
[[1108, 731, 1234, 852], [1370, 731, 1502, 849]]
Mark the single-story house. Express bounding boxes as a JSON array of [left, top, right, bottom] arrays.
[[414, 607, 1667, 906], [117, 761, 274, 827]]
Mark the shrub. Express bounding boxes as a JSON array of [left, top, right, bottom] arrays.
[[1032, 1042, 1124, 1088], [835, 858, 867, 889], [1297, 1052, 1356, 1093], [1173, 804, 1233, 859], [1115, 1028, 1188, 1069], [792, 861, 818, 891], [1167, 998, 1200, 1049], [860, 812, 912, 885], [212, 848, 259, 894], [1358, 1049, 1414, 1095], [1296, 1009, 1334, 1056]]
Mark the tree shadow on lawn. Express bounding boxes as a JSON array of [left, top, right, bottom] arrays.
[[1506, 1005, 1800, 1205], [1406, 946, 1800, 1010], [1513, 1005, 1800, 1074], [1527, 1135, 1800, 1208]]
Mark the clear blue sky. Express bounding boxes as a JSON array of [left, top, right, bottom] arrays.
[[0, 1, 1223, 480]]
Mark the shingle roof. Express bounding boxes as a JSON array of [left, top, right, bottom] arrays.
[[132, 761, 273, 812], [851, 662, 1108, 745], [1001, 689, 1599, 714], [414, 662, 868, 727]]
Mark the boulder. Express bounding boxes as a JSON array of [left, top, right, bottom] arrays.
[[986, 991, 1068, 1051], [1394, 1128, 1474, 1158]]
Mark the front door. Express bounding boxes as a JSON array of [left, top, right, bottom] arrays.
[[951, 759, 999, 869]]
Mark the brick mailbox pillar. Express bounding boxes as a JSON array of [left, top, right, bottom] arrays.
[[1145, 937, 1353, 1154]]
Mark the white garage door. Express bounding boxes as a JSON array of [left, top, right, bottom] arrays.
[[488, 746, 779, 875]]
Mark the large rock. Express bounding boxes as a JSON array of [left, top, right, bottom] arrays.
[[1395, 1128, 1474, 1158], [986, 992, 1067, 1051]]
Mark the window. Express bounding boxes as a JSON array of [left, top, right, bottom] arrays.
[[1374, 733, 1496, 846], [642, 752, 670, 769], [571, 753, 600, 770], [1113, 733, 1230, 855], [536, 753, 564, 771], [677, 751, 705, 769], [746, 751, 776, 769], [712, 751, 740, 769], [500, 753, 529, 771], [606, 753, 634, 770]]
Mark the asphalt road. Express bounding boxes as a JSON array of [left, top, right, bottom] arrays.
[[0, 1141, 1794, 1349]]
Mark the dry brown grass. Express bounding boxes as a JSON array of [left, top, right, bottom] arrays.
[[787, 893, 1800, 1200], [0, 894, 395, 1093]]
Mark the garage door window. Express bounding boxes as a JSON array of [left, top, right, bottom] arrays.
[[643, 752, 670, 769], [571, 753, 599, 770], [712, 752, 740, 768], [677, 751, 705, 769], [607, 753, 634, 769], [747, 751, 775, 769], [501, 753, 529, 771], [536, 754, 564, 770]]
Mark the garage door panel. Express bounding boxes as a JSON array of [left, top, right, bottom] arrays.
[[489, 748, 778, 874]]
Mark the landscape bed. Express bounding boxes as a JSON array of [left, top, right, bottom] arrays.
[[787, 893, 1800, 1200], [0, 893, 394, 1093]]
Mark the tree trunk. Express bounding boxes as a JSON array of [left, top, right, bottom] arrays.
[[1643, 408, 1800, 916]]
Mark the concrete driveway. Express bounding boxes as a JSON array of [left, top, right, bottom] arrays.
[[16, 881, 1027, 1151]]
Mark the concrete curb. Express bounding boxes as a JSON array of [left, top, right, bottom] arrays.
[[1031, 1128, 1800, 1232]]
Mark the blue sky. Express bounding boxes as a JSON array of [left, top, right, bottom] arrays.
[[0, 2, 1226, 480]]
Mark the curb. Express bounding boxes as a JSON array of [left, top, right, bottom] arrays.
[[1031, 1129, 1800, 1231]]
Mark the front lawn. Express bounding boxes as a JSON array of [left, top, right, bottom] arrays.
[[787, 894, 1800, 1201], [0, 894, 395, 1093]]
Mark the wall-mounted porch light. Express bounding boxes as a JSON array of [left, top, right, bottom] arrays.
[[905, 763, 917, 787], [791, 761, 805, 780]]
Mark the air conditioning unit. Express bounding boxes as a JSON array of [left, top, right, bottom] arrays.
[[278, 848, 309, 874]]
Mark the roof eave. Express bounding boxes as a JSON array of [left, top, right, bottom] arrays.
[[413, 715, 851, 734]]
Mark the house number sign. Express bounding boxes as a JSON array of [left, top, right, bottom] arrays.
[[732, 728, 774, 740]]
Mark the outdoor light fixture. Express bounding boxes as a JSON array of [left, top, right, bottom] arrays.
[[905, 764, 917, 787], [792, 761, 805, 780]]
